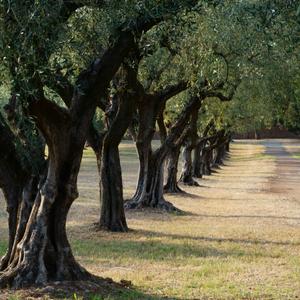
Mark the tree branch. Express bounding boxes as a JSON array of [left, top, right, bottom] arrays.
[[154, 81, 189, 103], [206, 80, 241, 102]]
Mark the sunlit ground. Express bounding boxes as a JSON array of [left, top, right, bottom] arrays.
[[1, 140, 300, 299]]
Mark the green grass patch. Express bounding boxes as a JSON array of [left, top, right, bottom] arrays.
[[291, 153, 300, 159], [0, 240, 7, 256]]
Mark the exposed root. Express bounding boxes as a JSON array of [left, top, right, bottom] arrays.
[[192, 173, 203, 179], [0, 277, 138, 300], [124, 198, 181, 213], [0, 257, 92, 289], [95, 222, 129, 233], [156, 199, 181, 212], [0, 251, 10, 272], [210, 169, 218, 174], [124, 199, 139, 210], [164, 184, 186, 194], [179, 177, 200, 187]]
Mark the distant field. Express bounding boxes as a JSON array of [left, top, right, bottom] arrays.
[[1, 140, 300, 299]]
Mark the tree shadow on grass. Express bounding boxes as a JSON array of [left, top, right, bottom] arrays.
[[193, 213, 300, 221], [71, 238, 234, 263], [168, 191, 203, 200], [1, 240, 182, 299], [135, 229, 300, 247], [69, 230, 294, 266], [1, 278, 179, 300]]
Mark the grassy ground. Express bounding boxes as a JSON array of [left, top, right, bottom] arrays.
[[1, 140, 300, 299]]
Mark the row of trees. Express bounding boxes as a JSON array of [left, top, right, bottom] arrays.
[[0, 0, 299, 288]]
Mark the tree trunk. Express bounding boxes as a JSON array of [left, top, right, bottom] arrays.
[[98, 64, 139, 231], [0, 157, 91, 288], [126, 148, 177, 211], [126, 92, 203, 210], [0, 187, 21, 271], [179, 108, 200, 185], [0, 12, 163, 287], [226, 140, 230, 152], [179, 145, 199, 186], [99, 144, 128, 231], [0, 105, 93, 287], [130, 138, 151, 203], [0, 114, 39, 272], [164, 145, 184, 193], [199, 149, 211, 176], [0, 57, 107, 287], [214, 145, 225, 166], [192, 142, 203, 178], [205, 149, 213, 175]]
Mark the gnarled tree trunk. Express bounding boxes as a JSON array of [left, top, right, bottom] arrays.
[[126, 147, 176, 211], [0, 112, 41, 272], [179, 145, 199, 186], [164, 145, 184, 193], [0, 25, 140, 286], [98, 65, 141, 231], [179, 109, 200, 186], [192, 142, 204, 178], [0, 96, 95, 288], [126, 91, 204, 210], [125, 97, 176, 210], [214, 144, 225, 166]]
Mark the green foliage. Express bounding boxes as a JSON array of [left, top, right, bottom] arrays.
[[4, 3, 300, 186], [0, 0, 299, 153]]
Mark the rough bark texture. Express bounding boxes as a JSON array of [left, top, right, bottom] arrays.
[[98, 65, 141, 232], [192, 119, 214, 178], [179, 110, 200, 186], [0, 14, 149, 286], [125, 93, 164, 208], [192, 141, 204, 178], [214, 145, 225, 166], [164, 146, 184, 193], [123, 81, 188, 210], [180, 145, 200, 186], [0, 94, 95, 288], [0, 114, 27, 271], [126, 91, 203, 210]]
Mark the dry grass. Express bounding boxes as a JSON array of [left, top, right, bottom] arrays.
[[1, 140, 300, 299]]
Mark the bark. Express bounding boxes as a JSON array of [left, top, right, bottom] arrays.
[[179, 145, 199, 186], [179, 110, 200, 186], [98, 65, 140, 232], [0, 96, 93, 288], [192, 119, 214, 178], [125, 81, 188, 205], [0, 186, 21, 271], [199, 131, 228, 175], [125, 106, 171, 210], [1, 3, 203, 288], [192, 142, 204, 178], [99, 145, 128, 231], [164, 145, 184, 193], [125, 93, 159, 206], [0, 19, 145, 286], [214, 145, 225, 166], [126, 148, 176, 211], [226, 140, 230, 152], [0, 113, 35, 271], [126, 92, 203, 210], [200, 149, 209, 176]]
